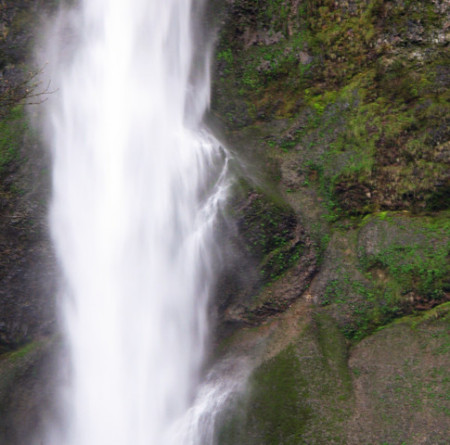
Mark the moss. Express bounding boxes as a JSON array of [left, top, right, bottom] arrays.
[[2, 339, 43, 363], [213, 1, 316, 123], [320, 270, 401, 341], [217, 307, 449, 443], [0, 336, 57, 445], [215, 0, 449, 215], [218, 316, 354, 444], [260, 241, 304, 282], [0, 105, 26, 175], [359, 213, 450, 299], [0, 340, 49, 411], [229, 183, 303, 286], [218, 345, 310, 445], [248, 345, 310, 444], [382, 301, 450, 332], [214, 0, 449, 346], [312, 212, 449, 341], [310, 223, 331, 264], [213, 1, 449, 440], [313, 312, 352, 393], [315, 213, 449, 340], [237, 193, 296, 256], [283, 66, 448, 215]]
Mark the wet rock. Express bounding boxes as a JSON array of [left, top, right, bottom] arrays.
[[215, 187, 317, 336], [0, 337, 61, 445]]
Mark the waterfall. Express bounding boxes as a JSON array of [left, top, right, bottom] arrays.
[[43, 0, 237, 443]]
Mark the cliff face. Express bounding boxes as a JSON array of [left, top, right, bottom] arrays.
[[212, 0, 449, 337], [211, 0, 449, 442], [0, 1, 58, 442], [214, 0, 449, 212], [0, 0, 56, 352], [0, 0, 449, 443]]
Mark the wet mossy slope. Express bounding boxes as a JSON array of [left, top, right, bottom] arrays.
[[213, 0, 449, 443]]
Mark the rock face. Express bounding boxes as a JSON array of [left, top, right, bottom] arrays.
[[210, 0, 449, 442], [212, 0, 449, 331], [216, 305, 450, 445], [0, 338, 60, 445], [215, 0, 450, 211], [0, 0, 449, 443], [346, 310, 450, 445], [215, 186, 318, 336], [0, 1, 58, 443], [0, 108, 56, 350], [0, 0, 57, 351]]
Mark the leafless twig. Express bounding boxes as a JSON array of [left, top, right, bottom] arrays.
[[0, 66, 56, 117]]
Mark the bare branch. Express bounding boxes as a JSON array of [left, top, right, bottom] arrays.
[[0, 66, 56, 117]]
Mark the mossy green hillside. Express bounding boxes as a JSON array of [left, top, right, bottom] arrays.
[[218, 314, 353, 444], [315, 212, 449, 341], [267, 67, 448, 216], [218, 345, 310, 445], [213, 0, 449, 343], [359, 212, 450, 299], [214, 0, 449, 215]]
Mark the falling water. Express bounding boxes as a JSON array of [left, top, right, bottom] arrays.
[[43, 0, 237, 443]]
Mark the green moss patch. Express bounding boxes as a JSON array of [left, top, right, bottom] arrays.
[[359, 213, 450, 300], [246, 345, 310, 444], [229, 183, 309, 287], [214, 0, 449, 215], [218, 315, 354, 444], [217, 345, 310, 445], [0, 105, 26, 176]]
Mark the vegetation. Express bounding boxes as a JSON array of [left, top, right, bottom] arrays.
[[214, 0, 449, 335], [218, 345, 310, 445], [0, 106, 24, 174], [214, 1, 450, 441]]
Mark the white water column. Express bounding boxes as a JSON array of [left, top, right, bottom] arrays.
[[45, 0, 231, 443]]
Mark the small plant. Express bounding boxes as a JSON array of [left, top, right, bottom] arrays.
[[0, 66, 53, 118]]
